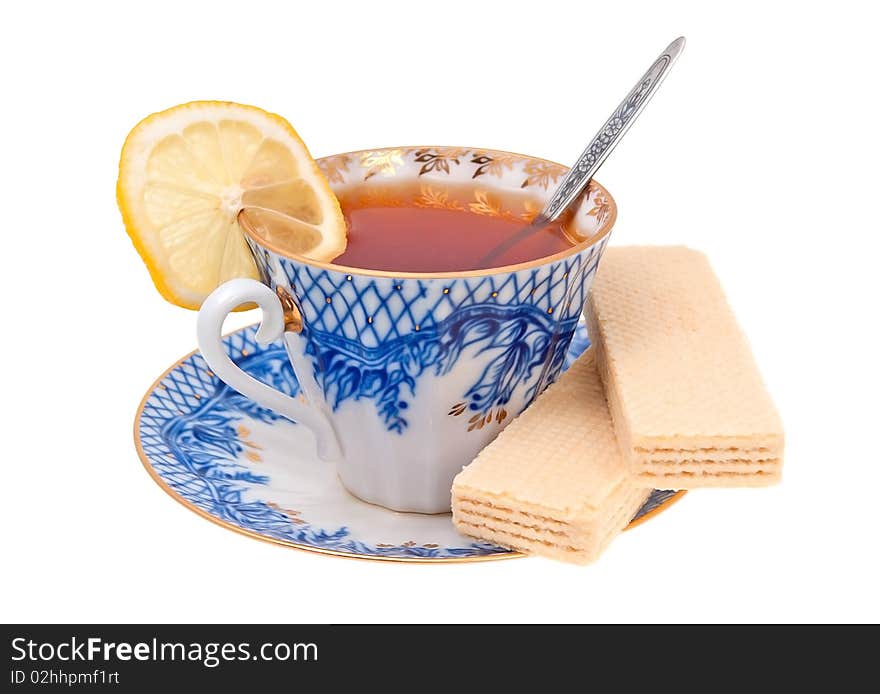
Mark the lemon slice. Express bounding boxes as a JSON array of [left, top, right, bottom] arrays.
[[117, 101, 346, 309]]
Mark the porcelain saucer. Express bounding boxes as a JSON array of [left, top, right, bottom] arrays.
[[135, 321, 683, 562]]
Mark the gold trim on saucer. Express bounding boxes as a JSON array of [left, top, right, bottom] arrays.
[[133, 324, 684, 563], [625, 491, 686, 530]]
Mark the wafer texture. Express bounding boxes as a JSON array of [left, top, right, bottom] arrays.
[[451, 353, 650, 564], [586, 246, 783, 488]]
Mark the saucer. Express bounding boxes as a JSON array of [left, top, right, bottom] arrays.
[[135, 321, 683, 562]]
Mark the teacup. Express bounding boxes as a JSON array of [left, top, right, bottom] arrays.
[[197, 146, 616, 513]]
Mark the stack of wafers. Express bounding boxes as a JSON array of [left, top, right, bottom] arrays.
[[452, 246, 783, 564]]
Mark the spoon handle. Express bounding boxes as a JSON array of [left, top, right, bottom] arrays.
[[540, 36, 686, 222]]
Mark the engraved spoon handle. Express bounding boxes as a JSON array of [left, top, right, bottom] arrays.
[[540, 36, 686, 222]]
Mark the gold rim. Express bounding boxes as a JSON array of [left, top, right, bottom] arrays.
[[625, 490, 686, 530], [133, 324, 682, 563], [238, 145, 618, 280]]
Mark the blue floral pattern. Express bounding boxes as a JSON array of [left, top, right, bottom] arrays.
[[305, 305, 579, 433], [137, 324, 677, 560], [252, 239, 608, 434]]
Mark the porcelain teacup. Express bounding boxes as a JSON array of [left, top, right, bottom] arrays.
[[197, 146, 616, 513]]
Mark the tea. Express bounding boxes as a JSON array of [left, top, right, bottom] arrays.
[[334, 182, 575, 272], [246, 181, 578, 273]]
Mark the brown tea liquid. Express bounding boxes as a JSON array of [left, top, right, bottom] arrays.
[[331, 182, 575, 272], [243, 181, 579, 273]]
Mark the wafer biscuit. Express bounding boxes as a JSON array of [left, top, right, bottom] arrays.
[[451, 353, 650, 565], [586, 246, 783, 487]]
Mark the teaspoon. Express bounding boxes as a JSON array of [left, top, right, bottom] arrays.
[[480, 36, 686, 266]]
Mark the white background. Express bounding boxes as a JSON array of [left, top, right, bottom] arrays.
[[2, 0, 878, 624]]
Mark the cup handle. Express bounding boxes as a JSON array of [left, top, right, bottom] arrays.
[[197, 278, 343, 461]]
